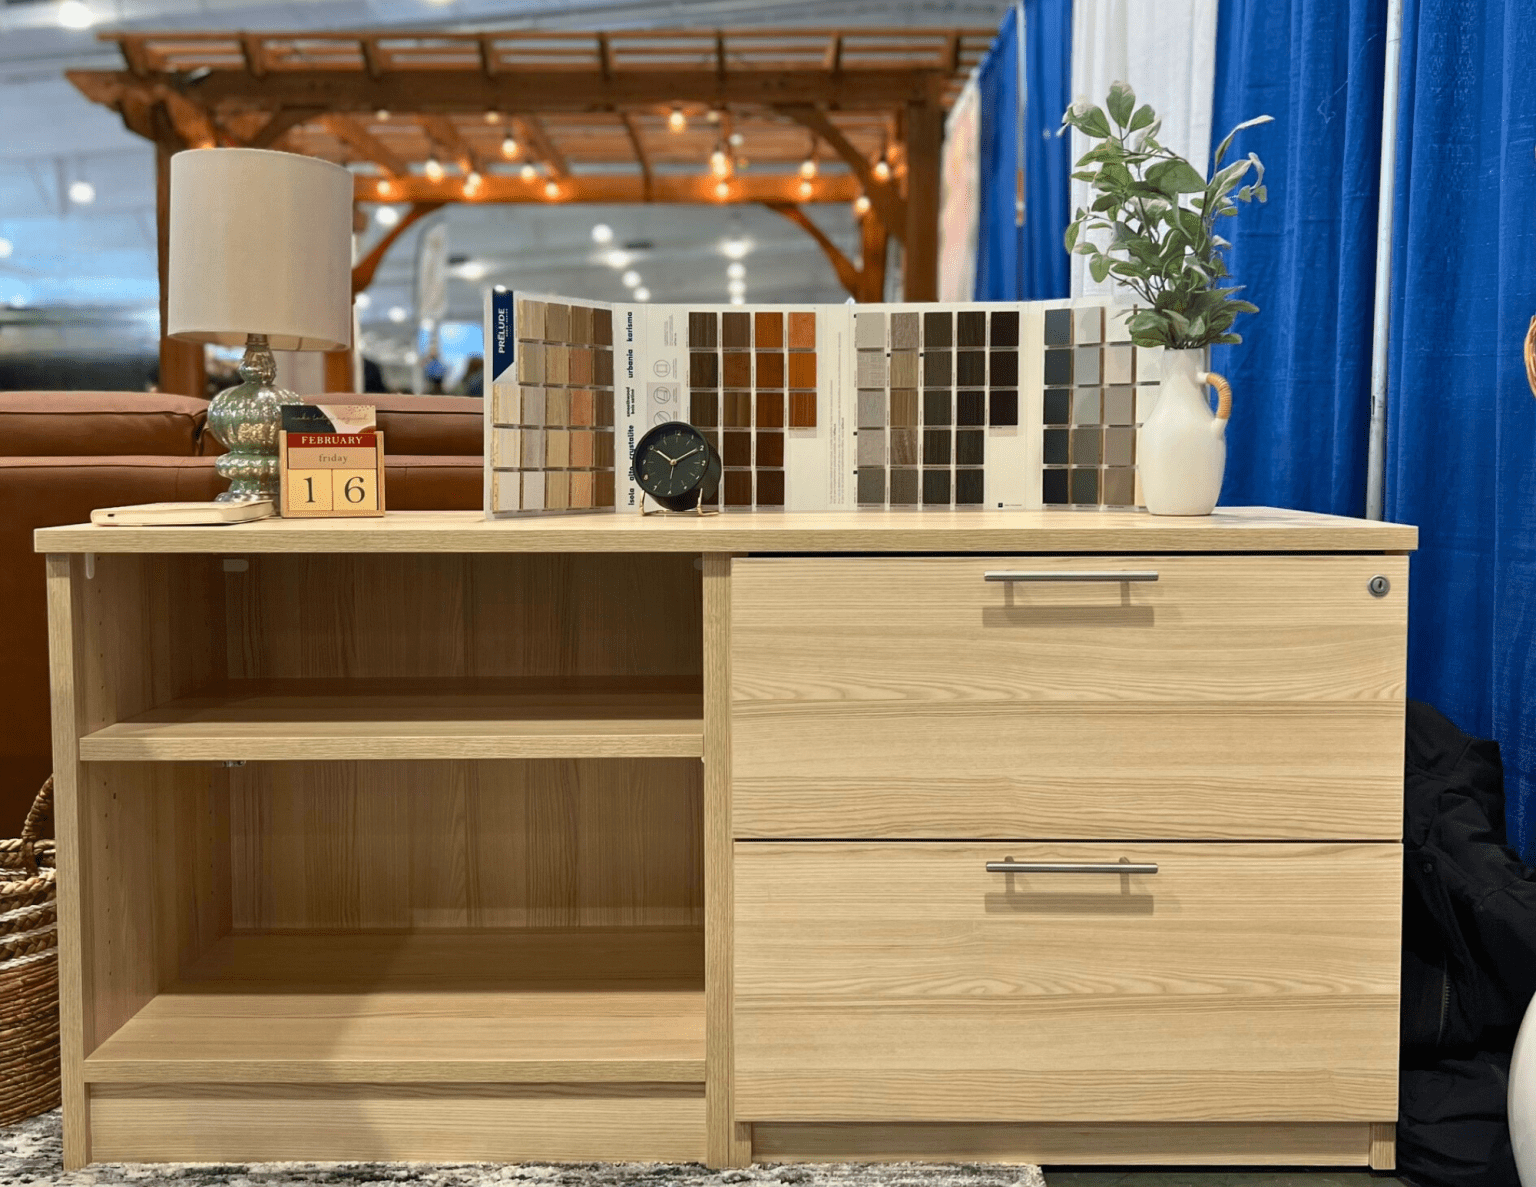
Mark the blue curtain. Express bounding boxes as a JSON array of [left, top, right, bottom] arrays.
[[974, 0, 1072, 301], [1210, 0, 1389, 515], [1386, 0, 1536, 859]]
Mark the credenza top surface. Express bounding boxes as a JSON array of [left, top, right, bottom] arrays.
[[35, 507, 1417, 555]]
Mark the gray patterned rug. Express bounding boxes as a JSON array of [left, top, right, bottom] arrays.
[[1, 1113, 1046, 1187]]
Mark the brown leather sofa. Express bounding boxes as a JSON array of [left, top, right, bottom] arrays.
[[0, 391, 483, 835]]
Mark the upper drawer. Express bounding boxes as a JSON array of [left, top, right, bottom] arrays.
[[730, 554, 1408, 839]]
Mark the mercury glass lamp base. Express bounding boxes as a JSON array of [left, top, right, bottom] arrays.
[[205, 333, 298, 504]]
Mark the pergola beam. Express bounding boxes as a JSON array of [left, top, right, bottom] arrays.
[[513, 114, 569, 178], [357, 173, 861, 205], [420, 113, 487, 175], [776, 102, 905, 240], [620, 111, 653, 199], [326, 114, 407, 176], [92, 69, 949, 113]]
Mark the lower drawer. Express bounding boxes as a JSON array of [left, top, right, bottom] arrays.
[[734, 841, 1401, 1123]]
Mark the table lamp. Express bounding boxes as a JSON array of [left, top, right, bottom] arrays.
[[168, 148, 354, 501]]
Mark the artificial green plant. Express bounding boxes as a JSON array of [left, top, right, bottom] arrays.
[[1062, 82, 1272, 350]]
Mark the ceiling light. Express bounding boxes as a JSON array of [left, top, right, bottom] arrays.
[[853, 194, 871, 216], [456, 260, 488, 281], [710, 148, 729, 178], [68, 180, 95, 205], [668, 107, 687, 133], [873, 158, 891, 181], [375, 179, 394, 198], [714, 181, 730, 200], [58, 0, 94, 29], [797, 179, 814, 199], [388, 306, 407, 323], [544, 180, 560, 199], [423, 158, 444, 181], [722, 237, 749, 260], [604, 249, 632, 269], [375, 205, 400, 227], [799, 158, 818, 179], [591, 223, 614, 244], [728, 132, 744, 147], [621, 270, 641, 289], [728, 278, 746, 297], [520, 164, 537, 182], [0, 239, 12, 259], [484, 110, 502, 124], [500, 136, 520, 159], [730, 295, 744, 306], [355, 291, 372, 309], [726, 262, 745, 280], [375, 109, 390, 122], [463, 171, 482, 195], [633, 287, 651, 302]]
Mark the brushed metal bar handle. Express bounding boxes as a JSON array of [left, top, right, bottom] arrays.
[[986, 861, 1159, 875], [984, 571, 1159, 583]]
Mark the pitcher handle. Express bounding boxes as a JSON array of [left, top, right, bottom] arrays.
[[1198, 370, 1232, 422]]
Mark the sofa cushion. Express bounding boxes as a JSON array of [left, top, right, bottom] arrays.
[[0, 454, 223, 836], [0, 393, 209, 457], [383, 454, 483, 510], [370, 395, 482, 457]]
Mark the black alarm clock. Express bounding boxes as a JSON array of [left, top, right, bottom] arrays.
[[632, 421, 722, 512]]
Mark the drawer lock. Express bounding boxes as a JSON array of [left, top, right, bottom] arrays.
[[1368, 575, 1391, 597]]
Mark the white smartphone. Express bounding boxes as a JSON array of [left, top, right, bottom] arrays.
[[91, 500, 276, 526]]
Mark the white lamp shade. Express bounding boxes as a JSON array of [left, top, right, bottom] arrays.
[[168, 148, 353, 352]]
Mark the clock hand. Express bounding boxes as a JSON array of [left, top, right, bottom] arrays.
[[653, 449, 679, 465], [671, 447, 704, 464]]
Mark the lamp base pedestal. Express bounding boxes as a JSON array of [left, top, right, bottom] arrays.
[[206, 334, 297, 503]]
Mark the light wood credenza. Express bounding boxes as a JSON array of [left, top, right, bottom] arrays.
[[36, 508, 1416, 1170]]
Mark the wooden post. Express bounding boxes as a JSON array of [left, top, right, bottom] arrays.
[[858, 209, 890, 303], [154, 136, 206, 397], [901, 98, 944, 301]]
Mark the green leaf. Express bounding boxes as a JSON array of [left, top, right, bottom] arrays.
[[1212, 333, 1243, 345], [1128, 104, 1155, 132], [1091, 193, 1119, 212], [1063, 221, 1080, 253], [1089, 254, 1112, 284], [1072, 170, 1099, 183], [1106, 81, 1136, 129], [1207, 159, 1253, 202], [1237, 186, 1252, 202], [1211, 113, 1274, 168], [1146, 159, 1208, 195], [1254, 184, 1268, 202], [1226, 300, 1260, 314], [1072, 105, 1113, 139]]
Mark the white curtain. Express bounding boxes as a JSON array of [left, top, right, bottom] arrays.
[[1069, 0, 1219, 298], [938, 76, 983, 302]]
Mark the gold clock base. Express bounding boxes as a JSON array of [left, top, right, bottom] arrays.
[[640, 492, 721, 517]]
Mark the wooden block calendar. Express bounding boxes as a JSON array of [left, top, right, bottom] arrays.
[[279, 403, 386, 517]]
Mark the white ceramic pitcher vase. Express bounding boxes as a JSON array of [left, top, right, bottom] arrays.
[[1138, 348, 1233, 516]]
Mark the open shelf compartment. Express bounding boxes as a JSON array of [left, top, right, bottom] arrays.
[[84, 927, 704, 1085], [79, 677, 704, 762]]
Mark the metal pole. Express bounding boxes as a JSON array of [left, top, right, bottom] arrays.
[[1365, 0, 1405, 520]]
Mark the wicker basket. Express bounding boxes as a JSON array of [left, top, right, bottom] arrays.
[[0, 779, 60, 1126]]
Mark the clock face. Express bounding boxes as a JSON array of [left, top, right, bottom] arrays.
[[635, 422, 716, 508]]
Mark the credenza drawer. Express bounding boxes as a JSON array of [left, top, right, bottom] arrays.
[[734, 841, 1402, 1123], [730, 555, 1407, 839]]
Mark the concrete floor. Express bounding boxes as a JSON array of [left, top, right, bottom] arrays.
[[1045, 1172, 1403, 1187]]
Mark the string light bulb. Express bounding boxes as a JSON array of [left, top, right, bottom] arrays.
[[500, 135, 520, 159], [375, 179, 394, 198], [520, 164, 537, 182], [714, 180, 730, 200], [463, 171, 483, 196], [798, 179, 814, 199], [424, 157, 444, 181], [375, 109, 390, 122], [710, 147, 730, 178], [484, 110, 501, 124], [873, 157, 891, 181], [544, 180, 560, 199], [853, 194, 871, 216], [667, 106, 687, 133], [799, 157, 818, 179]]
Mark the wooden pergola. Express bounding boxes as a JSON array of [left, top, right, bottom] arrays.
[[67, 27, 993, 395]]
